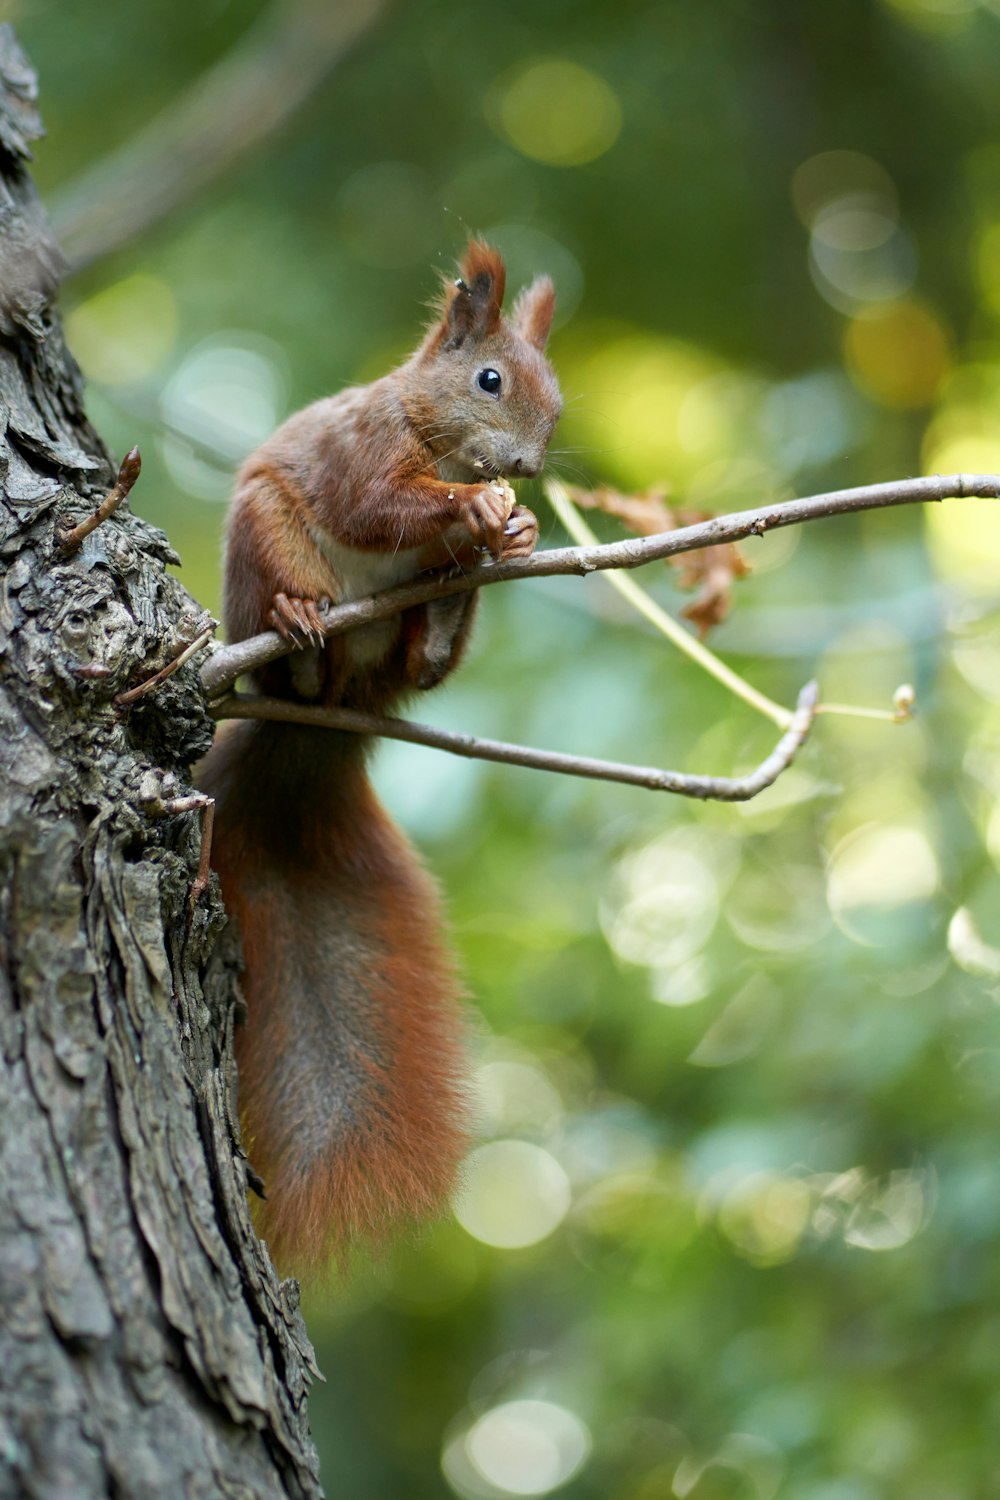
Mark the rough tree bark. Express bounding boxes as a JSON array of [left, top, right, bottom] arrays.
[[0, 28, 323, 1500]]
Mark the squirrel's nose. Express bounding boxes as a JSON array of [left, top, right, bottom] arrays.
[[510, 454, 541, 478]]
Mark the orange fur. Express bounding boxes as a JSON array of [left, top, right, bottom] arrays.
[[208, 736, 468, 1271], [426, 239, 507, 346], [513, 276, 557, 350], [196, 242, 561, 1273]]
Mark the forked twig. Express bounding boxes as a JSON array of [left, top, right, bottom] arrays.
[[213, 681, 819, 802]]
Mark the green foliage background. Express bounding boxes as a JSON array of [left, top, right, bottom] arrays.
[[17, 0, 1000, 1494]]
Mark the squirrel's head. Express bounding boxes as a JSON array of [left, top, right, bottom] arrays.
[[407, 240, 562, 480]]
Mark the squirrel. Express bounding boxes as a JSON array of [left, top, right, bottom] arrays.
[[196, 240, 562, 1271]]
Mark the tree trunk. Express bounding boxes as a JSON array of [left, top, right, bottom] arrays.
[[0, 27, 322, 1499]]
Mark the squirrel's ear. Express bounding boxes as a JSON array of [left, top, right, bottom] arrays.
[[440, 239, 506, 349], [512, 276, 556, 351]]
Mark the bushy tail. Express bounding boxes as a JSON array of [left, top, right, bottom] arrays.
[[198, 720, 469, 1273]]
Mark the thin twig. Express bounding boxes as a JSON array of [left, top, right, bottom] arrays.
[[200, 472, 1000, 700], [115, 623, 215, 707], [213, 682, 819, 802], [146, 793, 216, 913], [187, 798, 215, 912], [51, 0, 388, 274], [548, 480, 793, 728], [58, 447, 141, 552]]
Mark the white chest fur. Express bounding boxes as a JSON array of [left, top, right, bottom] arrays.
[[309, 525, 425, 670]]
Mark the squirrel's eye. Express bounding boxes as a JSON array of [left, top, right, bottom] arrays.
[[476, 368, 502, 396]]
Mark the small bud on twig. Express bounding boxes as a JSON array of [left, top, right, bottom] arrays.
[[893, 683, 916, 721], [58, 446, 141, 554]]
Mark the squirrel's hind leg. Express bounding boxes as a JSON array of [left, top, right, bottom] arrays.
[[405, 592, 480, 691]]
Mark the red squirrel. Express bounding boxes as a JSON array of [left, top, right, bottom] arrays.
[[197, 241, 562, 1270]]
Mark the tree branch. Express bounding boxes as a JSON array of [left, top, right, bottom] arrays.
[[50, 0, 387, 273], [213, 681, 820, 802], [200, 472, 1000, 700]]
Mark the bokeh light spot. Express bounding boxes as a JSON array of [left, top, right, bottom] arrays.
[[759, 371, 865, 476], [489, 59, 622, 167], [923, 494, 1000, 586], [576, 1166, 697, 1271], [560, 329, 731, 489], [467, 1400, 590, 1496], [843, 301, 951, 408], [443, 1400, 591, 1498], [66, 273, 177, 386], [810, 222, 916, 315], [674, 1432, 785, 1500], [160, 335, 287, 501], [948, 906, 1000, 977], [791, 150, 898, 230], [651, 956, 710, 1007], [826, 824, 939, 944], [688, 976, 781, 1068], [975, 220, 1000, 316], [602, 830, 721, 969], [716, 1171, 813, 1266], [725, 864, 830, 953], [882, 0, 977, 30], [813, 202, 897, 253], [792, 153, 916, 315], [455, 1141, 571, 1249], [473, 1060, 564, 1137], [843, 1168, 932, 1252]]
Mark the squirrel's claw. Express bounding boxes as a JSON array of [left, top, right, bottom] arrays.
[[269, 593, 329, 646], [499, 505, 539, 561]]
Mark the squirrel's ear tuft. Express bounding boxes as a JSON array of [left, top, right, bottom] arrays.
[[512, 276, 556, 351], [439, 239, 506, 348]]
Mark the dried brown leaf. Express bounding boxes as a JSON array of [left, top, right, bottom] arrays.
[[561, 485, 751, 636], [563, 483, 675, 537]]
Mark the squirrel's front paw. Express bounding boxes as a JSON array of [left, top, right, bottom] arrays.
[[269, 593, 330, 646], [499, 504, 538, 560], [462, 479, 517, 557]]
